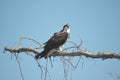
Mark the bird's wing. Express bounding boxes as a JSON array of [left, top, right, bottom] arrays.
[[44, 32, 68, 50], [43, 32, 58, 45]]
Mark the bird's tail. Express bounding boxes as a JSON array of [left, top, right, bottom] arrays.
[[35, 50, 48, 59]]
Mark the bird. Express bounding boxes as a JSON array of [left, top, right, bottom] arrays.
[[35, 24, 70, 59]]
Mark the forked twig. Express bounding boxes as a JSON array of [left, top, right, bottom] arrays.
[[21, 36, 42, 47]]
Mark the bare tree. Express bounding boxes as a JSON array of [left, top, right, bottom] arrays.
[[3, 36, 120, 80]]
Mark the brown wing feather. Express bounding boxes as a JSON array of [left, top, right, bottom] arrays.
[[44, 32, 68, 51]]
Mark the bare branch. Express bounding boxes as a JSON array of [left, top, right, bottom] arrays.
[[16, 58, 24, 80], [20, 36, 43, 47], [4, 46, 41, 54], [4, 37, 120, 80], [4, 46, 120, 60]]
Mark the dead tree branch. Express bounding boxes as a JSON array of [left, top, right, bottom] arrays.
[[3, 36, 120, 80], [4, 46, 120, 60], [4, 47, 41, 54]]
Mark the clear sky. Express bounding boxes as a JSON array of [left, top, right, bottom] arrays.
[[0, 0, 120, 80]]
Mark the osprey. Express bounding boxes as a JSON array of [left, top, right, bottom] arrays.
[[35, 24, 70, 59]]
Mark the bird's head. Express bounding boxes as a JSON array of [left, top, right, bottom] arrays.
[[63, 24, 70, 33]]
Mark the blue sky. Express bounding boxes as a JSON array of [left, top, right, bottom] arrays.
[[0, 0, 120, 80]]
